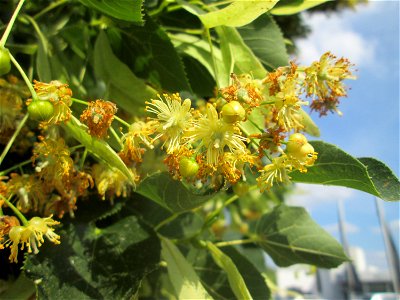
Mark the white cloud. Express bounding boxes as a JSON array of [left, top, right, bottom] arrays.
[[324, 221, 360, 235], [287, 183, 355, 209], [294, 12, 377, 68]]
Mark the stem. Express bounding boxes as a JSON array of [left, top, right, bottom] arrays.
[[214, 238, 257, 248], [109, 127, 123, 150], [1, 195, 29, 226], [9, 53, 38, 100], [155, 213, 180, 231], [0, 113, 29, 167], [23, 15, 48, 53], [0, 159, 31, 176], [71, 97, 88, 106], [0, 0, 26, 47], [79, 148, 88, 169], [33, 0, 68, 19], [114, 115, 130, 128]]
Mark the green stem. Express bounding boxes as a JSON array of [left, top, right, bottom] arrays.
[[109, 127, 123, 150], [214, 238, 257, 248], [0, 206, 3, 217], [79, 148, 88, 170], [1, 195, 29, 226], [71, 97, 88, 106], [0, 159, 31, 176], [33, 0, 68, 19], [0, 0, 26, 47], [0, 113, 29, 167], [155, 213, 180, 231], [23, 14, 48, 53], [9, 53, 37, 100], [114, 115, 130, 128]]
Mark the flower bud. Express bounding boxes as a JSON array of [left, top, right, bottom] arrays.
[[179, 157, 199, 178], [221, 101, 246, 124], [28, 100, 54, 121], [0, 47, 11, 76], [286, 133, 308, 154]]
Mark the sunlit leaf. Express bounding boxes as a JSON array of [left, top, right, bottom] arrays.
[[199, 0, 279, 28], [291, 141, 400, 201], [270, 0, 330, 15]]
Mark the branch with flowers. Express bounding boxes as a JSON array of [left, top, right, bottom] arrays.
[[0, 0, 398, 299]]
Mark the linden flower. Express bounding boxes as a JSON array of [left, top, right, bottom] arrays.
[[33, 137, 74, 191], [0, 216, 20, 250], [6, 215, 60, 263], [186, 104, 247, 166], [273, 75, 308, 132], [304, 52, 355, 116], [120, 120, 158, 164], [80, 100, 117, 138], [257, 155, 291, 192], [146, 93, 192, 153], [7, 173, 48, 213], [32, 80, 73, 125], [0, 86, 22, 137], [219, 150, 258, 184], [92, 164, 138, 201]]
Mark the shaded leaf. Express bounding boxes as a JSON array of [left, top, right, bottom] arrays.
[[136, 172, 216, 212], [291, 141, 399, 201], [119, 17, 191, 92], [220, 246, 271, 300], [358, 157, 400, 201], [63, 116, 136, 185], [79, 0, 144, 23], [24, 215, 160, 299], [161, 238, 211, 299], [199, 0, 279, 28], [206, 242, 252, 299], [238, 14, 289, 70], [93, 31, 157, 115], [271, 0, 330, 15], [256, 205, 348, 268]]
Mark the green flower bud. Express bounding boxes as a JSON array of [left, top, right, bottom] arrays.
[[28, 100, 54, 121], [286, 133, 308, 154], [221, 101, 246, 124], [179, 157, 199, 178], [0, 47, 11, 76]]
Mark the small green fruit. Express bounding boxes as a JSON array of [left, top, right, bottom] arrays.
[[233, 181, 249, 196], [221, 101, 246, 124], [179, 157, 199, 178], [28, 100, 54, 121], [0, 47, 11, 76]]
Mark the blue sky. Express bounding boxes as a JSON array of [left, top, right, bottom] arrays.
[[287, 1, 399, 272]]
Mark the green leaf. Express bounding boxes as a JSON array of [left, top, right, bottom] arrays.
[[220, 246, 271, 300], [358, 157, 400, 202], [198, 0, 279, 28], [93, 31, 157, 115], [24, 215, 161, 299], [291, 141, 400, 201], [0, 274, 35, 300], [119, 17, 191, 92], [216, 26, 267, 81], [171, 33, 224, 91], [270, 0, 330, 15], [79, 0, 144, 23], [237, 14, 289, 70], [206, 242, 253, 299], [299, 108, 320, 137], [161, 238, 212, 299], [136, 172, 216, 212], [256, 205, 349, 268], [62, 115, 136, 186], [240, 107, 265, 136]]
